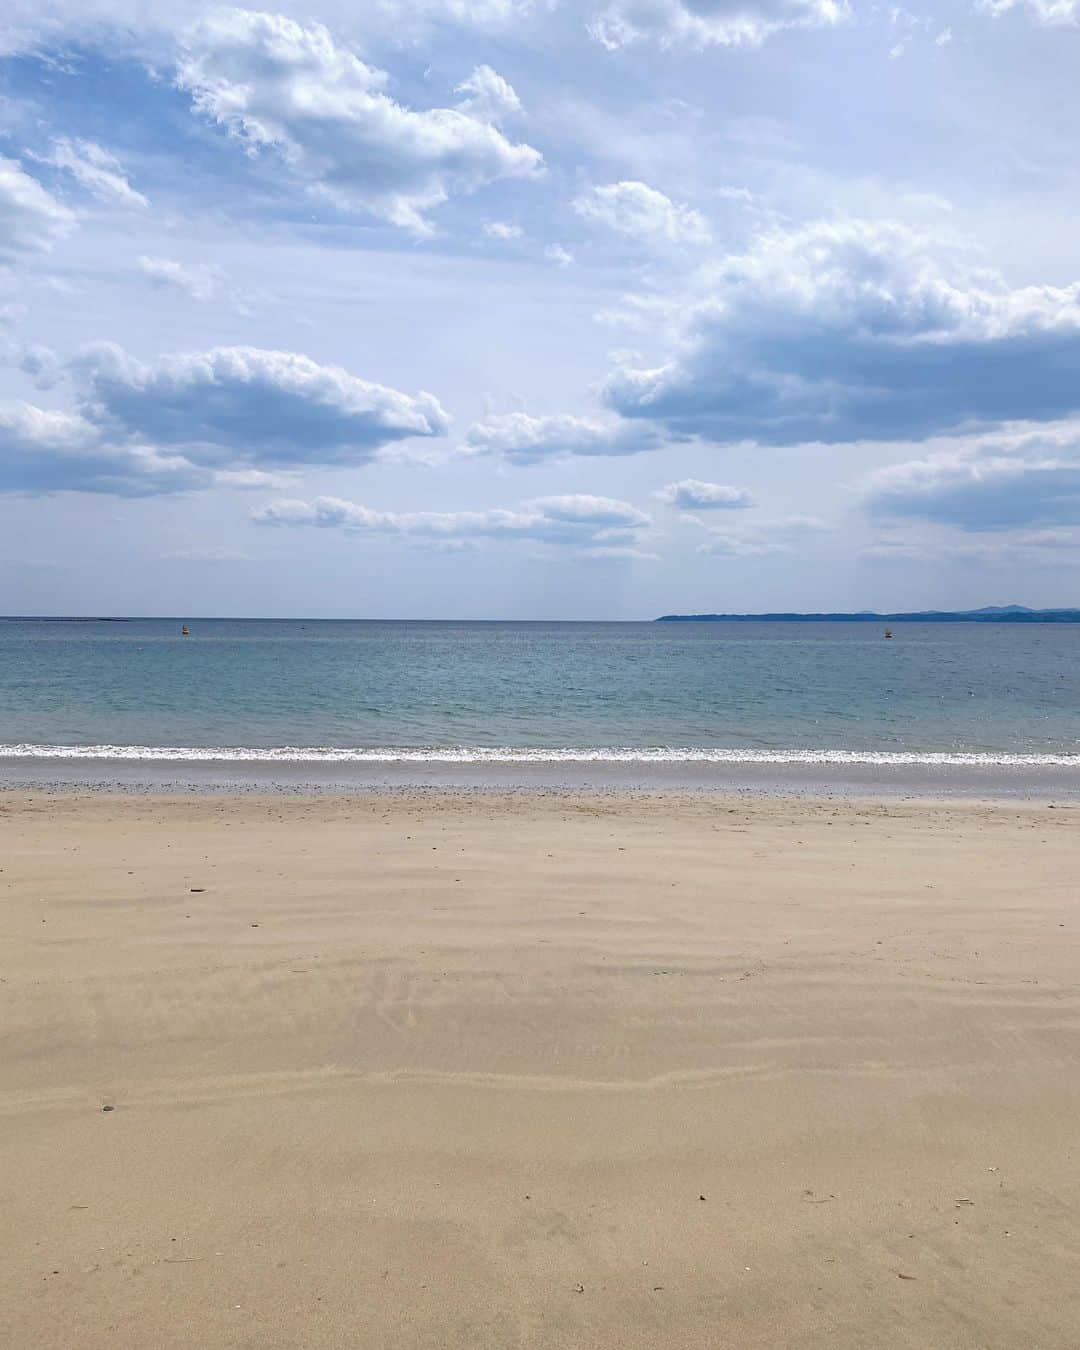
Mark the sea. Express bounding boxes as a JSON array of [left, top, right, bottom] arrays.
[[1, 617, 1078, 794]]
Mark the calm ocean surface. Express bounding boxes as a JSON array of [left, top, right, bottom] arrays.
[[0, 617, 1078, 767]]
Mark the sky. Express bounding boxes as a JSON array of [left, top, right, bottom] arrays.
[[2, 0, 1080, 618]]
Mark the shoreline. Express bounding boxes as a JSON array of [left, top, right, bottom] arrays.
[[2, 753, 1080, 798]]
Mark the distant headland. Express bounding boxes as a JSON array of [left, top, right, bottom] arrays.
[[656, 606, 1080, 624]]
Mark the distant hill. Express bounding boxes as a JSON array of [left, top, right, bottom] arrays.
[[656, 606, 1080, 623]]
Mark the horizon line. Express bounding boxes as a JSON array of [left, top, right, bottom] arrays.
[[3, 606, 1080, 624]]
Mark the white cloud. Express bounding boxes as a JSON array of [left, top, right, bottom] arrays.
[[584, 544, 660, 560], [0, 156, 75, 261], [19, 344, 63, 389], [0, 1, 544, 58], [0, 0, 851, 56], [40, 138, 148, 210], [74, 342, 450, 467], [0, 404, 93, 455], [176, 9, 543, 235], [483, 220, 524, 239], [863, 424, 1080, 530], [977, 0, 1079, 24], [374, 0, 542, 26], [545, 243, 574, 266], [590, 0, 848, 49], [573, 180, 710, 246], [0, 402, 214, 495], [454, 64, 522, 122], [138, 256, 227, 302], [138, 256, 258, 313], [604, 218, 1080, 446], [465, 410, 668, 462], [253, 491, 652, 548], [656, 478, 753, 508], [538, 493, 651, 526], [0, 340, 452, 495]]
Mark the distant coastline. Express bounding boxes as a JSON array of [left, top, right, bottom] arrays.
[[656, 606, 1080, 623]]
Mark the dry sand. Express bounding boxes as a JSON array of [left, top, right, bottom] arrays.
[[1, 790, 1078, 1348]]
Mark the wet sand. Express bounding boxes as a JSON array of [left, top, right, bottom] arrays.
[[2, 790, 1078, 1348], [3, 753, 1080, 798]]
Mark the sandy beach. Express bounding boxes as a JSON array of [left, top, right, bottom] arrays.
[[2, 789, 1078, 1348]]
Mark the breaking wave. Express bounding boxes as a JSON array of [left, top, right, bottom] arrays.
[[1, 744, 1078, 767]]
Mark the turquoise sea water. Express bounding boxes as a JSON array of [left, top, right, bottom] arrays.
[[1, 617, 1078, 766]]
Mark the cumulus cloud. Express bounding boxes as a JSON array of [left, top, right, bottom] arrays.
[[40, 138, 148, 209], [176, 9, 543, 235], [19, 344, 63, 390], [0, 156, 75, 261], [573, 181, 710, 246], [0, 341, 450, 494], [138, 256, 227, 302], [74, 343, 450, 468], [454, 64, 522, 122], [590, 0, 848, 49], [0, 315, 63, 389], [253, 491, 652, 548], [604, 218, 1080, 446], [656, 478, 753, 509], [864, 426, 1080, 530], [0, 402, 216, 495], [545, 244, 574, 267], [465, 411, 668, 463]]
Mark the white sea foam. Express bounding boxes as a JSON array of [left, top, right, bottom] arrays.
[[0, 744, 1077, 767]]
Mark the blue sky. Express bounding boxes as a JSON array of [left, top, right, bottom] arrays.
[[2, 0, 1080, 617]]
